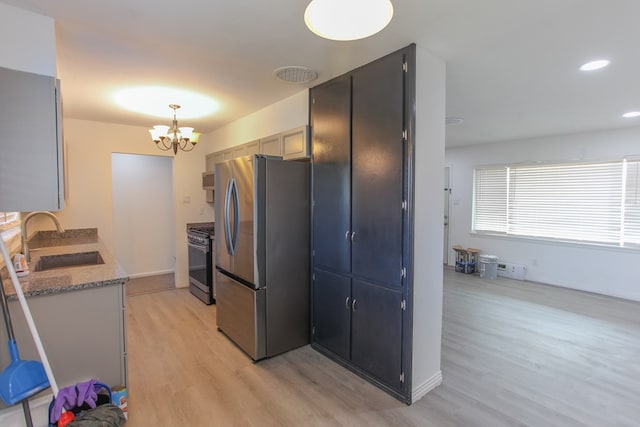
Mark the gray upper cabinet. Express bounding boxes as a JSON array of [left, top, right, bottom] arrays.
[[205, 153, 218, 172], [282, 126, 309, 160], [232, 140, 259, 158], [0, 66, 64, 211], [259, 134, 282, 157], [205, 126, 310, 171]]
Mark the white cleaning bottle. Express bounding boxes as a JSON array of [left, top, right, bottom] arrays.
[[13, 253, 29, 277]]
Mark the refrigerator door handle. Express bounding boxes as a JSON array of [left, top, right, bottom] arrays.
[[224, 178, 234, 255], [230, 178, 240, 254]]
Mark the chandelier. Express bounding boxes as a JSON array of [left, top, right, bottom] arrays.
[[148, 104, 200, 154]]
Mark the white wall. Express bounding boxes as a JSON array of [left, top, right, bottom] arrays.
[[54, 119, 208, 288], [112, 153, 175, 277], [411, 46, 446, 401], [0, 2, 56, 76], [446, 125, 640, 302]]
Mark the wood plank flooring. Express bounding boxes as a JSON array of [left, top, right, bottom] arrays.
[[124, 269, 640, 426]]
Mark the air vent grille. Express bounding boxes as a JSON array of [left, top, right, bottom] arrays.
[[273, 66, 318, 84]]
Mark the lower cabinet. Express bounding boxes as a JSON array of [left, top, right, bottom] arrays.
[[0, 282, 127, 412], [312, 270, 350, 360], [313, 269, 404, 394], [350, 279, 403, 388]]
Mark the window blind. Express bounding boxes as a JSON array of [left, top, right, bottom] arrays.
[[473, 160, 640, 248], [473, 167, 507, 233]]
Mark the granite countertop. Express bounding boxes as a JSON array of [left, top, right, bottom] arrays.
[[2, 228, 128, 299]]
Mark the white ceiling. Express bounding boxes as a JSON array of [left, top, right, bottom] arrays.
[[3, 0, 640, 147]]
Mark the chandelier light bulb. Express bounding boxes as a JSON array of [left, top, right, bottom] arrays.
[[148, 105, 199, 154], [304, 0, 394, 41]]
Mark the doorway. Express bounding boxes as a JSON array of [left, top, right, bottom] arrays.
[[112, 153, 175, 278]]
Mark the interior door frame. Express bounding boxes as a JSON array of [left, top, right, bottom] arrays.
[[444, 165, 452, 265]]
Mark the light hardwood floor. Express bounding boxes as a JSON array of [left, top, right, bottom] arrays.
[[125, 269, 640, 426]]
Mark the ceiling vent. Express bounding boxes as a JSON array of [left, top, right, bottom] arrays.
[[273, 66, 318, 84]]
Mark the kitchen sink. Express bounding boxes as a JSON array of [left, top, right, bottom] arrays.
[[34, 251, 105, 272]]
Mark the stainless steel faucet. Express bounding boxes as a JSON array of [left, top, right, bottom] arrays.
[[21, 211, 65, 262]]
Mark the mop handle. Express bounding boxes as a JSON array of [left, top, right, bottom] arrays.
[[0, 237, 59, 396]]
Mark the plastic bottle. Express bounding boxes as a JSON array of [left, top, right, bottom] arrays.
[[13, 253, 29, 277]]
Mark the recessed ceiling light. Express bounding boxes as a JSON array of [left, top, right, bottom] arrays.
[[622, 111, 640, 118], [579, 59, 610, 71], [114, 87, 220, 118], [304, 0, 394, 41]]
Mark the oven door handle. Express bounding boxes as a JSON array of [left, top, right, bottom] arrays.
[[188, 241, 208, 253]]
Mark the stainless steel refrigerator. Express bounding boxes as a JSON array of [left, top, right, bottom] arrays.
[[214, 154, 310, 360]]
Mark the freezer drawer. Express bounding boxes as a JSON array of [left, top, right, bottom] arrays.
[[215, 270, 266, 360]]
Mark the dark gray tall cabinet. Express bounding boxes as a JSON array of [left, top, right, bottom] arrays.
[[311, 45, 415, 403]]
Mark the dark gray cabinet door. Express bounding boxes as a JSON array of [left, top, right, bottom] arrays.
[[310, 75, 352, 274], [312, 269, 351, 361], [351, 51, 405, 287], [351, 279, 403, 390]]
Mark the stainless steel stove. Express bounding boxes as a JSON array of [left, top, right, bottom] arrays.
[[187, 225, 215, 304]]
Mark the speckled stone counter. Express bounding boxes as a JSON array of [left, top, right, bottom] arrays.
[[2, 228, 128, 299]]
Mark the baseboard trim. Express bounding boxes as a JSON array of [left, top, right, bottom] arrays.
[[128, 269, 175, 279], [411, 370, 443, 403]]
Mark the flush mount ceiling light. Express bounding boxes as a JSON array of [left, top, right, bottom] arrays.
[[622, 111, 640, 118], [579, 59, 610, 71], [114, 87, 219, 118], [149, 104, 200, 155], [304, 0, 394, 41]]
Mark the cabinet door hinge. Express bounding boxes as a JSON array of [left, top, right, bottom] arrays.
[[401, 267, 407, 279], [402, 200, 407, 211], [312, 272, 316, 281], [312, 326, 316, 335], [312, 98, 316, 104], [401, 300, 406, 311], [312, 249, 315, 257], [400, 372, 405, 383], [402, 129, 407, 141], [402, 62, 408, 73]]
